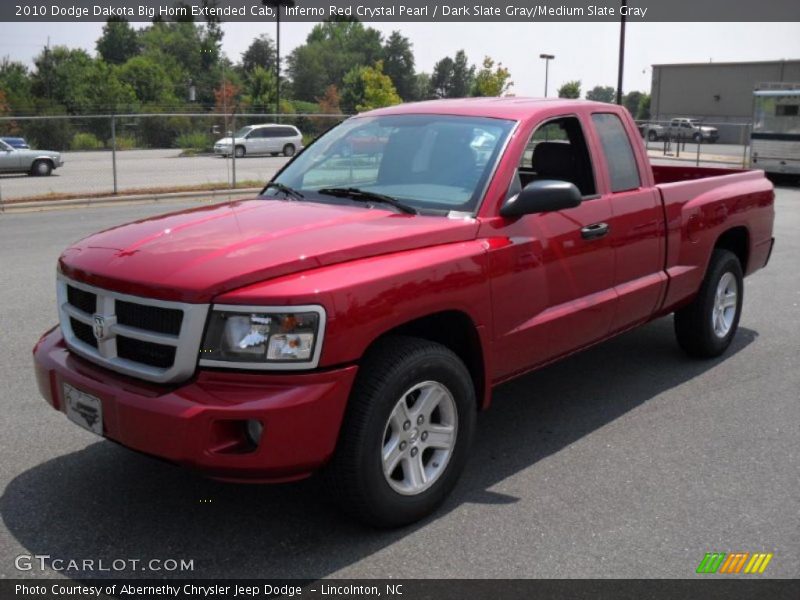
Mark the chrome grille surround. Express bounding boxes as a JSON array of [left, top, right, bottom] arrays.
[[57, 274, 209, 384]]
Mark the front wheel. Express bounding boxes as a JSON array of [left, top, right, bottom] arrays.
[[674, 249, 743, 358], [648, 130, 658, 141], [693, 132, 703, 143], [234, 145, 246, 158], [325, 336, 476, 527], [31, 160, 53, 176]]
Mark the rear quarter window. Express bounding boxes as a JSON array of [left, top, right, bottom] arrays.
[[591, 113, 641, 193]]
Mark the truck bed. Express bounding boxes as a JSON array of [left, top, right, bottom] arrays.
[[652, 164, 748, 184], [652, 165, 774, 313]]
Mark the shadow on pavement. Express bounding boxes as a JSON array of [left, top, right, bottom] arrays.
[[1, 318, 758, 579]]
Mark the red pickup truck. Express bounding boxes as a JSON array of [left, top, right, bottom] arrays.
[[33, 99, 774, 527]]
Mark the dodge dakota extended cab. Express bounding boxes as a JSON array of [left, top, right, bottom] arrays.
[[33, 99, 774, 527]]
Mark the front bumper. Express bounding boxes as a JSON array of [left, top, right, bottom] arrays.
[[214, 146, 231, 155], [33, 327, 358, 482]]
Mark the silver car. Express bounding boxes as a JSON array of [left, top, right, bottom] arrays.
[[214, 124, 303, 158], [0, 139, 64, 176]]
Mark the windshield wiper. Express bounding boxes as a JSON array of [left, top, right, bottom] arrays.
[[317, 187, 417, 215], [262, 182, 305, 201]]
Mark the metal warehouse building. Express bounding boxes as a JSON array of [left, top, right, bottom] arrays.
[[650, 59, 800, 142]]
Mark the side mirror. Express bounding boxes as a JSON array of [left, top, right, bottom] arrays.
[[500, 179, 582, 218]]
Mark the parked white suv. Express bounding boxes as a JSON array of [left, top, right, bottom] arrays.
[[214, 124, 303, 158]]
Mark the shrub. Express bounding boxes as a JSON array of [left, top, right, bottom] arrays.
[[113, 134, 137, 150], [70, 132, 103, 151], [175, 132, 212, 152]]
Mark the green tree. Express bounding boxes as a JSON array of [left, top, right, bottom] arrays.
[[429, 56, 454, 98], [586, 85, 616, 103], [622, 90, 642, 115], [287, 19, 384, 102], [118, 55, 178, 105], [341, 61, 401, 113], [358, 61, 402, 112], [242, 66, 276, 110], [429, 50, 475, 98], [31, 46, 95, 112], [557, 80, 581, 99], [137, 19, 223, 106], [96, 17, 140, 65], [414, 72, 432, 101], [636, 93, 651, 120], [381, 31, 416, 101], [240, 33, 276, 74], [0, 59, 34, 113], [472, 56, 513, 97], [451, 50, 475, 98]]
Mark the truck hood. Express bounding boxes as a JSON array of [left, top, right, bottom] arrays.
[[59, 198, 480, 303]]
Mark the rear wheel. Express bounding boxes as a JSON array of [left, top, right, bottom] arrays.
[[30, 160, 53, 177], [674, 249, 743, 358], [282, 144, 296, 157], [693, 132, 703, 143], [234, 145, 246, 158], [325, 336, 476, 527], [648, 130, 658, 141]]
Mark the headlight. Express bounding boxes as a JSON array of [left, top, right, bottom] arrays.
[[199, 305, 325, 370]]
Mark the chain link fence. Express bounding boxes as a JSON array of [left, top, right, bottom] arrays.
[[635, 119, 751, 168], [0, 113, 758, 206], [0, 113, 347, 205]]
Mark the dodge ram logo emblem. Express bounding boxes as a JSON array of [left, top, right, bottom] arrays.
[[93, 315, 106, 341]]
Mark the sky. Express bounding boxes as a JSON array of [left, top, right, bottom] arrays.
[[1, 21, 799, 97]]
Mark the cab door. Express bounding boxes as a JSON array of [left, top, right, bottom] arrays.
[[587, 112, 667, 333], [487, 115, 617, 379]]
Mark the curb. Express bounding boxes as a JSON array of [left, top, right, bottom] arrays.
[[0, 187, 263, 214]]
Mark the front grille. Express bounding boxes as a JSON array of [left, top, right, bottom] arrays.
[[58, 276, 209, 383], [117, 337, 176, 369], [67, 285, 96, 314], [70, 318, 97, 348], [116, 300, 183, 336]]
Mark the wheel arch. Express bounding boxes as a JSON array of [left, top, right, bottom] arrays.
[[714, 226, 749, 274], [362, 310, 489, 411], [32, 157, 55, 169]]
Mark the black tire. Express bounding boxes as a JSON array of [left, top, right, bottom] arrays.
[[693, 132, 703, 143], [234, 145, 246, 158], [30, 160, 53, 176], [648, 130, 658, 142], [674, 249, 744, 358], [282, 144, 296, 157], [325, 335, 476, 528]]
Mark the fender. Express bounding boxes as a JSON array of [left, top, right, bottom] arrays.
[[214, 239, 494, 400]]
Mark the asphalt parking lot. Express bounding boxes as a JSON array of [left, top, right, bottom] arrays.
[[0, 149, 290, 201], [0, 187, 797, 579]]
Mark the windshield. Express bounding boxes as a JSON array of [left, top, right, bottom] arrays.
[[234, 126, 253, 138], [267, 114, 515, 214]]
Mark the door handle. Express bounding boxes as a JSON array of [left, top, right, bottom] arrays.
[[581, 222, 610, 240]]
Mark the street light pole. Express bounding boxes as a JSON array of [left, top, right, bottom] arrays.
[[539, 54, 555, 97], [616, 0, 627, 105], [263, 0, 296, 120]]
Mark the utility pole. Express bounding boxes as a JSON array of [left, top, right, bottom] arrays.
[[263, 0, 296, 120], [539, 54, 555, 97], [616, 0, 627, 105]]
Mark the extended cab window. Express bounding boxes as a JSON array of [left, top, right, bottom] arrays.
[[591, 113, 641, 192], [270, 114, 514, 213], [512, 116, 596, 197]]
